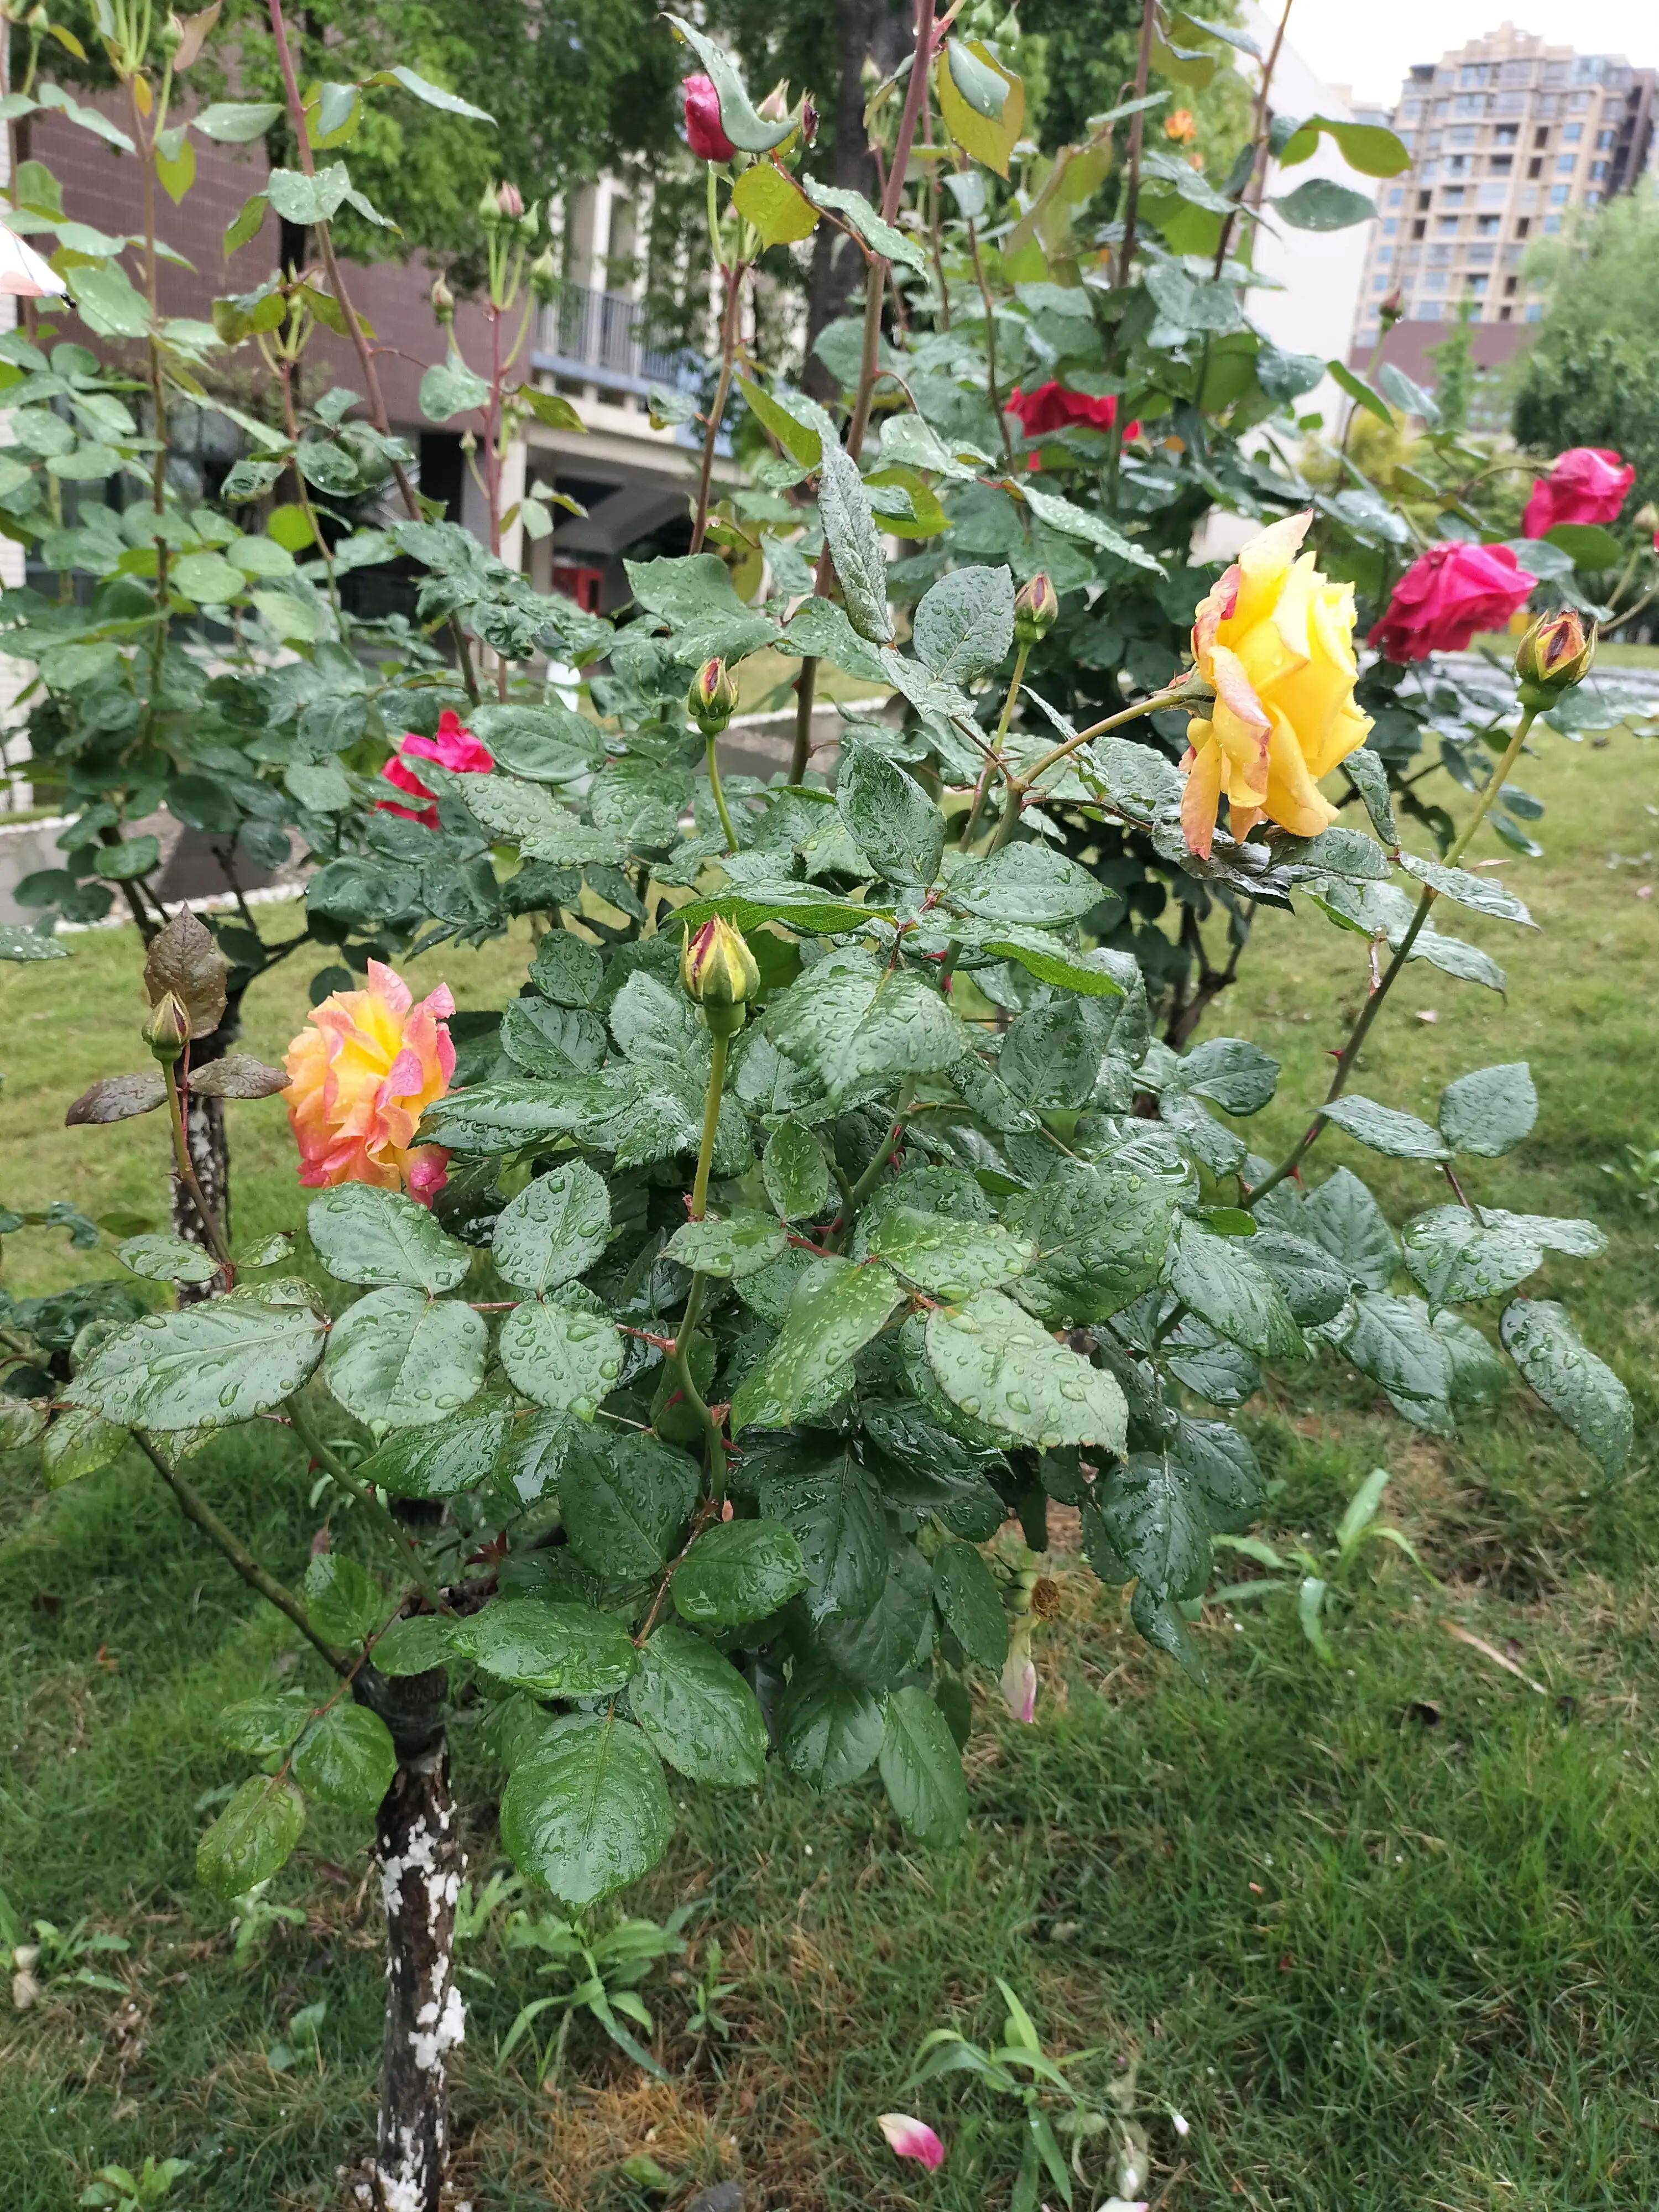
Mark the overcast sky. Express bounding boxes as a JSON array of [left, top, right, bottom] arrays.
[[1281, 1, 1659, 108]]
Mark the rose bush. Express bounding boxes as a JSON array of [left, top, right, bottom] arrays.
[[1, 3, 1647, 2206]]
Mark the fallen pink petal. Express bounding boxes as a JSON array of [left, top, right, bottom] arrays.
[[877, 2114, 945, 2170]]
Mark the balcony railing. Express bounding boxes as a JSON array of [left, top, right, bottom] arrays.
[[534, 285, 686, 397]]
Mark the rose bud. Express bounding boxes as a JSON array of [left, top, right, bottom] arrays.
[[495, 181, 525, 222], [1013, 571, 1058, 645], [527, 247, 559, 305], [757, 81, 790, 123], [687, 655, 740, 734], [1514, 608, 1595, 705], [143, 989, 191, 1065], [683, 74, 736, 164], [680, 916, 760, 1036], [801, 96, 819, 145], [430, 274, 455, 328], [1379, 286, 1404, 331]]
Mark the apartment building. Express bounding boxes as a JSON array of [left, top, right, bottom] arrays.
[[1350, 24, 1656, 363]]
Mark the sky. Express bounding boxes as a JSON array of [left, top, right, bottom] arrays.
[[1280, 0, 1659, 108]]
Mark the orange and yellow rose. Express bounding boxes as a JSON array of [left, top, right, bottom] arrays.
[[1180, 511, 1372, 858], [283, 961, 455, 1205]]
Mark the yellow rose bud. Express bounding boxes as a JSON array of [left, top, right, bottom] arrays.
[[143, 989, 191, 1064], [687, 656, 740, 734], [430, 274, 456, 327], [1514, 608, 1595, 706], [1013, 572, 1057, 646], [680, 916, 759, 1037], [1179, 511, 1373, 859]]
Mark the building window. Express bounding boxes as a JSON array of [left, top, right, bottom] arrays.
[[1515, 216, 1530, 238], [1446, 155, 1469, 176], [1424, 269, 1447, 290], [1401, 98, 1423, 120], [1371, 274, 1391, 292], [1467, 274, 1488, 294], [1526, 302, 1543, 321], [1504, 275, 1519, 295], [1596, 129, 1614, 149], [1526, 157, 1542, 178], [1454, 95, 1485, 116], [1418, 189, 1432, 210], [1476, 215, 1500, 234], [1488, 155, 1511, 175], [1555, 155, 1575, 175], [1419, 300, 1443, 321], [1549, 184, 1570, 204], [1411, 218, 1426, 240], [1449, 125, 1478, 147], [1533, 126, 1550, 147], [1387, 187, 1405, 206], [1441, 185, 1465, 203], [1499, 304, 1512, 321], [1494, 124, 1519, 144], [1434, 98, 1451, 117], [1584, 191, 1601, 209], [1376, 246, 1392, 265], [1383, 217, 1399, 236], [1562, 122, 1583, 142], [1436, 216, 1459, 235], [1543, 215, 1562, 233], [1589, 161, 1608, 181], [1479, 180, 1507, 205]]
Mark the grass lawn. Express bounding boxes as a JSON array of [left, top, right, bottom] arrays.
[[1, 727, 1657, 2212]]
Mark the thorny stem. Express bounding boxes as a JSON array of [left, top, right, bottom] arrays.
[[162, 1062, 232, 1268], [287, 1395, 446, 1614], [1212, 0, 1294, 279], [278, 351, 341, 617], [705, 734, 739, 853], [1115, 0, 1159, 289], [985, 679, 1198, 852], [690, 264, 744, 556], [135, 1431, 351, 1674], [958, 639, 1030, 848], [1246, 703, 1541, 1207], [966, 215, 1011, 458]]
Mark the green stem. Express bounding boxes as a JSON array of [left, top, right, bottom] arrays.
[[135, 1432, 351, 1674], [161, 1063, 232, 1269], [986, 679, 1198, 853], [1247, 703, 1541, 1207], [690, 263, 744, 557], [690, 1028, 729, 1224], [831, 1078, 914, 1248], [706, 733, 739, 854], [286, 1396, 446, 1613], [668, 1271, 726, 1502]]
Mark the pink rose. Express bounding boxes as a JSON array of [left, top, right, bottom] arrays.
[[378, 708, 494, 828], [1368, 540, 1534, 663], [682, 75, 735, 163], [1521, 446, 1634, 538]]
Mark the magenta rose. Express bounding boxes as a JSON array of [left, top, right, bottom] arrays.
[[1521, 446, 1634, 538], [682, 75, 736, 163], [1368, 540, 1535, 663], [378, 708, 494, 829]]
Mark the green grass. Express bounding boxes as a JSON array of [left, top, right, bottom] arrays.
[[2, 731, 1658, 2211]]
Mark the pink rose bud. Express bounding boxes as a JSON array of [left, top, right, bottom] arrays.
[[495, 181, 525, 221], [877, 2114, 945, 2171], [802, 95, 819, 145], [1013, 571, 1058, 645], [683, 74, 736, 163], [1521, 446, 1634, 538], [1368, 540, 1535, 663]]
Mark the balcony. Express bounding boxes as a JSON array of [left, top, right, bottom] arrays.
[[533, 285, 689, 401]]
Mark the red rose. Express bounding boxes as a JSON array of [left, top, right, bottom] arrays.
[[1007, 383, 1141, 469], [378, 708, 494, 828], [1521, 446, 1634, 538], [1368, 540, 1535, 663], [682, 74, 736, 164]]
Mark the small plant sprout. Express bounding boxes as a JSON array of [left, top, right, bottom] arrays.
[[1212, 1468, 1428, 1662], [77, 2157, 191, 2212], [267, 1998, 328, 2074], [498, 1903, 693, 2083]]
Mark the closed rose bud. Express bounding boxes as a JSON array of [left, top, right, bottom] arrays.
[[1379, 286, 1404, 330], [158, 11, 186, 50], [430, 274, 455, 327], [528, 247, 559, 305], [1013, 571, 1058, 644], [495, 181, 525, 222], [680, 915, 759, 1035], [683, 74, 736, 163], [687, 655, 740, 733], [477, 181, 503, 226], [802, 96, 819, 145], [143, 989, 191, 1064], [1514, 608, 1595, 703], [757, 81, 790, 123]]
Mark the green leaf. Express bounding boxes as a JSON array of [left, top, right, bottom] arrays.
[[69, 1295, 326, 1432], [1018, 481, 1162, 571], [497, 1297, 624, 1418], [779, 1658, 884, 1787], [925, 1290, 1128, 1451], [304, 1551, 383, 1645], [671, 883, 891, 938], [1320, 1094, 1450, 1161], [500, 998, 606, 1077], [1300, 1166, 1398, 1291], [947, 841, 1100, 927], [1277, 114, 1412, 176], [837, 742, 946, 888], [1095, 1450, 1211, 1601], [868, 1207, 1033, 1302], [450, 1597, 638, 1697], [801, 177, 929, 272], [116, 1233, 220, 1285], [372, 1614, 456, 1676], [291, 1703, 395, 1818], [500, 1714, 674, 1906], [491, 1160, 611, 1293], [731, 159, 820, 248], [672, 1519, 808, 1627], [1402, 1207, 1543, 1310], [762, 1121, 831, 1222], [419, 358, 489, 421], [1005, 1164, 1176, 1326], [559, 1431, 699, 1579], [1173, 1036, 1280, 1116], [322, 1288, 487, 1426], [1501, 1300, 1632, 1475], [912, 564, 1014, 683], [1274, 179, 1376, 229], [932, 1542, 1008, 1668], [307, 1184, 471, 1293], [758, 1445, 890, 1622], [1246, 1228, 1350, 1327], [378, 63, 494, 122], [761, 951, 968, 1104], [171, 549, 247, 604], [879, 1686, 968, 1846], [1438, 1062, 1536, 1158], [529, 932, 606, 1006], [1399, 854, 1535, 926], [1376, 362, 1441, 430], [661, 13, 796, 151], [1546, 522, 1623, 571], [194, 100, 284, 142], [0, 926, 67, 962], [198, 1775, 305, 1898], [1170, 1220, 1305, 1360], [419, 1074, 630, 1153], [631, 1623, 768, 1785], [731, 1259, 904, 1433], [817, 440, 893, 643], [1327, 361, 1392, 427], [1343, 745, 1400, 842], [1340, 1291, 1455, 1431], [661, 1215, 788, 1280]]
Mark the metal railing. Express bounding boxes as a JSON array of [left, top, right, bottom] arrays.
[[536, 285, 684, 392]]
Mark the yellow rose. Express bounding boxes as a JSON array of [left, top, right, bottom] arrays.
[[283, 961, 455, 1205], [1181, 511, 1373, 858]]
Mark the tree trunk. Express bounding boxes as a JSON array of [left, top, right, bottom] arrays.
[[802, 0, 913, 397], [173, 996, 241, 1302], [357, 1665, 465, 2212]]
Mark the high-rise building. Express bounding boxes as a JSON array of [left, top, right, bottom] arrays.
[[1350, 24, 1656, 354]]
